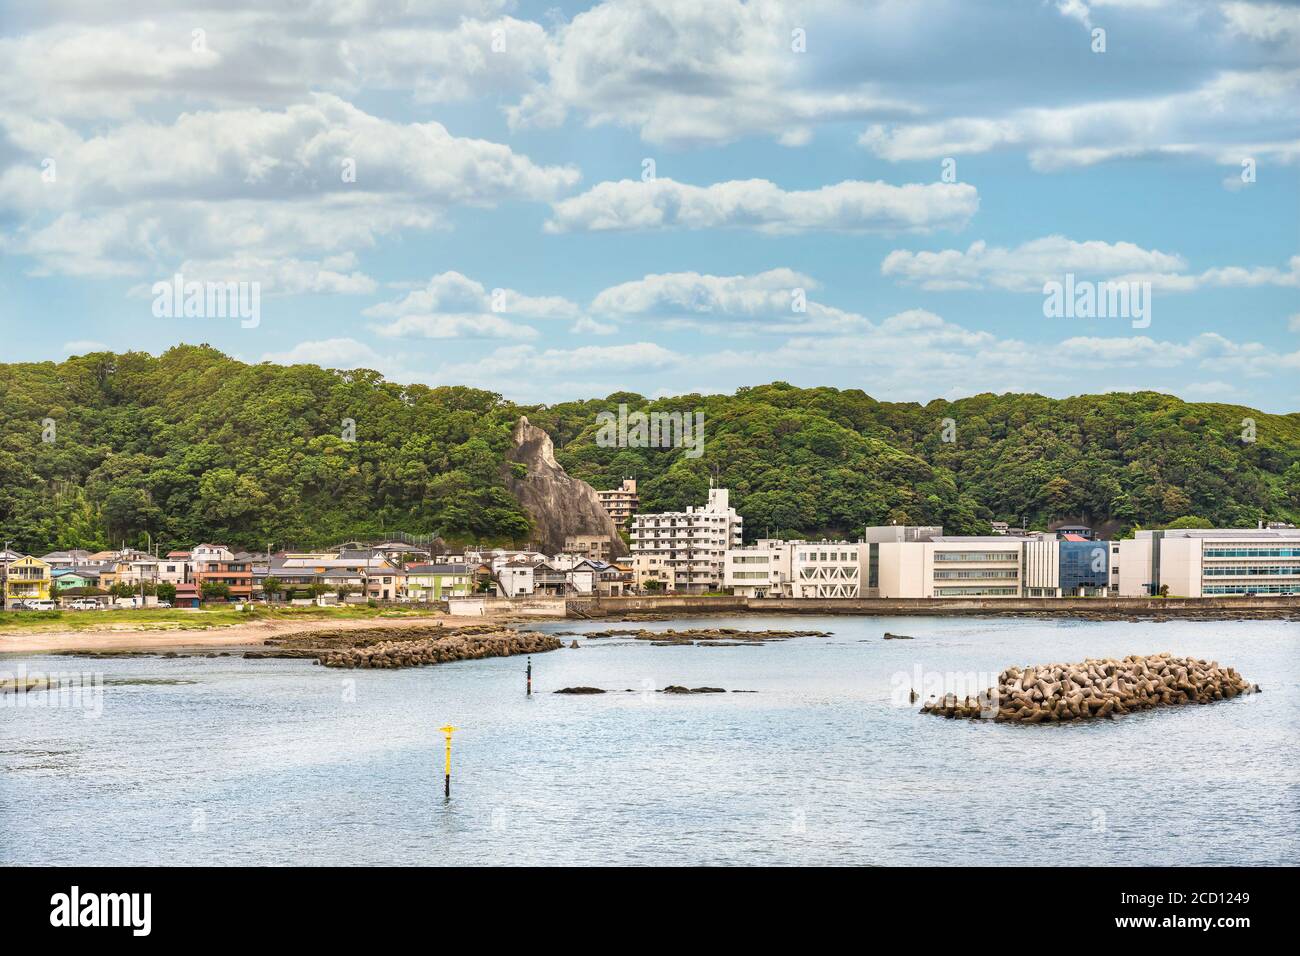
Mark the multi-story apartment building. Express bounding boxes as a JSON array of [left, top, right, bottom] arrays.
[[597, 478, 639, 527], [631, 486, 743, 593], [1118, 528, 1300, 596], [192, 555, 254, 602], [3, 555, 52, 608], [597, 478, 640, 527]]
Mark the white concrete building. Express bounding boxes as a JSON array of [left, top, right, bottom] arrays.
[[496, 561, 535, 598], [631, 486, 743, 592], [790, 542, 863, 598], [1118, 528, 1300, 597], [723, 539, 794, 597]]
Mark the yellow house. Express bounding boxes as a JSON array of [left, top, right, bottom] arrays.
[[4, 555, 52, 608]]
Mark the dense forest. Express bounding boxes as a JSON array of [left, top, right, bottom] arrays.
[[1, 345, 1297, 554]]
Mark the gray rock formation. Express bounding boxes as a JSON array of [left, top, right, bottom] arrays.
[[504, 416, 628, 558]]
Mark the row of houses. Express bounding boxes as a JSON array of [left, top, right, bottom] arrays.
[[0, 540, 636, 609], [4, 486, 1298, 607]]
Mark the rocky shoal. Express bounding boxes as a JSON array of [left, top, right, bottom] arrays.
[[921, 652, 1260, 723], [567, 627, 831, 645]]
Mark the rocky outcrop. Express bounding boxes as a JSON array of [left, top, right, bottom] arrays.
[[920, 653, 1259, 722], [503, 416, 627, 558]]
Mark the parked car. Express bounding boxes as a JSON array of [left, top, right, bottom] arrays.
[[68, 599, 103, 611], [155, 601, 172, 609], [17, 599, 57, 611]]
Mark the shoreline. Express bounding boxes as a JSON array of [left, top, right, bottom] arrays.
[[3, 598, 1298, 655], [0, 610, 539, 656]]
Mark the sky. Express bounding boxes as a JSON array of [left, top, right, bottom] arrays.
[[1, 0, 1298, 410]]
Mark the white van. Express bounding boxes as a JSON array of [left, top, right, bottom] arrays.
[[19, 600, 57, 611]]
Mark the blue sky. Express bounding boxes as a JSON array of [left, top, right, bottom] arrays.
[[1, 0, 1297, 409]]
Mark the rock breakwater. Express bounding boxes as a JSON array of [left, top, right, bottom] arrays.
[[921, 652, 1259, 723], [318, 629, 560, 669]]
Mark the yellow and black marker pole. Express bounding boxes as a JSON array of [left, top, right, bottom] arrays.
[[526, 656, 532, 696], [440, 724, 457, 798]]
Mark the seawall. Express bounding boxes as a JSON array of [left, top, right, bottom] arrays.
[[571, 595, 1300, 619]]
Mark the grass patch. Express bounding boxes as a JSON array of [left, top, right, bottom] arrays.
[[0, 604, 442, 635]]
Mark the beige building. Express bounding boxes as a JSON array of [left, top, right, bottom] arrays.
[[564, 534, 614, 562], [597, 478, 639, 527], [878, 537, 1027, 598]]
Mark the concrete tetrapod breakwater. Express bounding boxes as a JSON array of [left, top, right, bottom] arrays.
[[920, 653, 1260, 722]]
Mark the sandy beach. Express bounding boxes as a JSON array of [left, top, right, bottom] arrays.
[[0, 610, 557, 655]]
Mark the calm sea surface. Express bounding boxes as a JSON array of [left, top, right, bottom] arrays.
[[2, 615, 1297, 866]]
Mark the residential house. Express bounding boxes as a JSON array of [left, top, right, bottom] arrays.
[[173, 583, 201, 608], [158, 551, 192, 584], [404, 563, 474, 602], [41, 550, 93, 569], [564, 534, 614, 562], [496, 560, 536, 597], [52, 568, 102, 592]]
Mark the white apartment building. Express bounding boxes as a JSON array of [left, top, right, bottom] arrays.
[[631, 486, 743, 593], [1118, 528, 1300, 597]]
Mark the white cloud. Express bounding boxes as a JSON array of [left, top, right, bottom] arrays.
[[1, 94, 577, 214], [590, 268, 867, 332], [881, 236, 1186, 291], [508, 0, 916, 146], [363, 271, 582, 340], [261, 337, 396, 371], [62, 339, 109, 354], [547, 178, 977, 234], [860, 68, 1300, 171], [570, 316, 618, 335], [436, 341, 681, 383], [883, 237, 1298, 293], [0, 96, 578, 279], [0, 4, 537, 119], [1221, 2, 1300, 48]]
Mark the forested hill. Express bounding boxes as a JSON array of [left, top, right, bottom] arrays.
[[1, 345, 1297, 554]]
